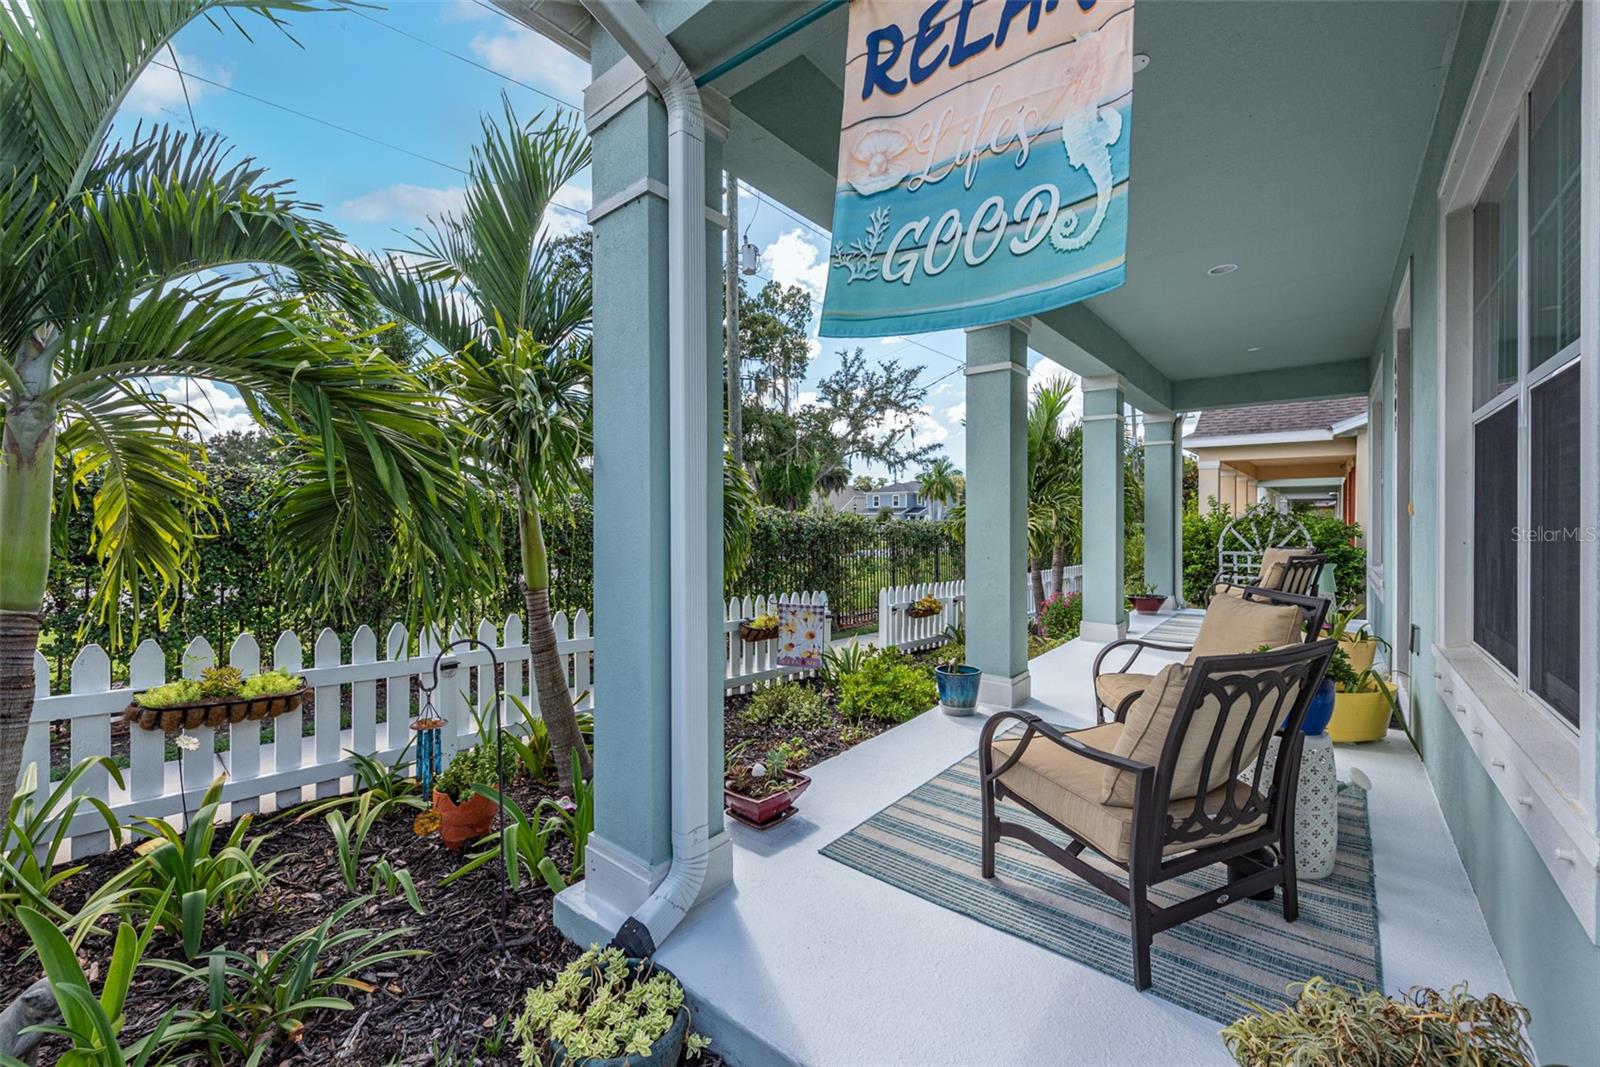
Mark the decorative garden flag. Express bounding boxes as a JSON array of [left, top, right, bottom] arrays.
[[776, 602, 825, 670], [821, 0, 1134, 337]]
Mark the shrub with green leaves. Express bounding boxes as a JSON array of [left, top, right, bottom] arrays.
[[820, 643, 870, 688], [95, 777, 276, 959], [3, 756, 125, 936], [1222, 978, 1534, 1066], [511, 946, 709, 1064], [741, 683, 830, 728], [837, 648, 937, 723], [1040, 592, 1082, 641], [155, 896, 424, 1059], [434, 740, 513, 803]]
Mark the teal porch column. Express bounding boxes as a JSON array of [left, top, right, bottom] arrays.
[[1142, 411, 1184, 607], [963, 321, 1031, 708], [556, 66, 731, 946], [1081, 376, 1127, 641]]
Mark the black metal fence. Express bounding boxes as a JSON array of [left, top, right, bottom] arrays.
[[730, 511, 964, 632]]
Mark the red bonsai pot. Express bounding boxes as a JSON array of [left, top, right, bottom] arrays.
[[1128, 594, 1166, 615], [724, 770, 811, 829], [433, 789, 496, 852]]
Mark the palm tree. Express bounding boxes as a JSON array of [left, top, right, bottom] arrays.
[[361, 102, 599, 791], [918, 456, 963, 514], [1025, 381, 1081, 625], [0, 0, 482, 814]]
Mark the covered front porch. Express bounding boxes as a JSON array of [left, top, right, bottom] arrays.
[[643, 620, 1510, 1066]]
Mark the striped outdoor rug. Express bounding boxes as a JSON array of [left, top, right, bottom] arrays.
[[820, 750, 1382, 1024], [1137, 608, 1206, 645]]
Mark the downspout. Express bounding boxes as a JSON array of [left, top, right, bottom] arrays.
[[579, 0, 712, 959]]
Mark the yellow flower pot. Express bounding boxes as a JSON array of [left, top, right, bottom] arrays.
[[1328, 687, 1392, 743], [1337, 637, 1379, 676]]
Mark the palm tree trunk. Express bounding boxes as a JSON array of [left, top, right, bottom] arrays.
[[520, 504, 592, 793], [1050, 545, 1065, 600], [0, 369, 56, 816], [1030, 557, 1047, 636]]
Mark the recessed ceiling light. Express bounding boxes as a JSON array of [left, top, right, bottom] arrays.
[[1247, 346, 1261, 353], [1207, 263, 1238, 276], [1133, 53, 1151, 73]]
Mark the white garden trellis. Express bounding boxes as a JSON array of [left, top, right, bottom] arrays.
[[19, 593, 829, 862]]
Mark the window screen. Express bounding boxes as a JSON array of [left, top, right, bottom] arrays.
[[1472, 131, 1520, 408], [1473, 403, 1519, 673], [1528, 7, 1583, 368], [1530, 366, 1580, 724]]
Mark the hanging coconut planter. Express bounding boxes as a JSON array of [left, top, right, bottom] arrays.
[[123, 666, 306, 732], [740, 613, 780, 643], [906, 593, 942, 619]]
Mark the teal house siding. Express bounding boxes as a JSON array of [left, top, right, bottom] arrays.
[[1374, 3, 1600, 1059]]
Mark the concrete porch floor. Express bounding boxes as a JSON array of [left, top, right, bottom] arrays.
[[642, 614, 1513, 1065]]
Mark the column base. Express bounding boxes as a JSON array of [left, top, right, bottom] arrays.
[[555, 830, 734, 948], [1080, 619, 1128, 643], [978, 670, 1031, 710]]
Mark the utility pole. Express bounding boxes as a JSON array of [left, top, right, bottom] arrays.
[[725, 173, 743, 467]]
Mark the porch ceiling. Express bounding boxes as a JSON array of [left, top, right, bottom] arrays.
[[515, 0, 1465, 409]]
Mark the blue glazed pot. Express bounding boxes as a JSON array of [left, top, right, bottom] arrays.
[[935, 664, 982, 715], [1298, 679, 1337, 736]]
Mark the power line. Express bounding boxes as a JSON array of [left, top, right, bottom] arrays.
[[143, 59, 589, 219], [347, 8, 582, 112]]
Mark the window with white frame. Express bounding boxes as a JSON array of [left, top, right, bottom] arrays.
[[1469, 5, 1583, 727], [870, 494, 880, 509]]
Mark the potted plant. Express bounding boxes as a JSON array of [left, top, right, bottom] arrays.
[[1325, 644, 1398, 744], [740, 612, 780, 643], [432, 742, 503, 851], [906, 592, 942, 619], [1222, 977, 1534, 1066], [1126, 579, 1165, 615], [724, 739, 811, 829], [1325, 604, 1388, 675], [934, 653, 982, 716], [124, 666, 305, 732], [512, 946, 711, 1066]]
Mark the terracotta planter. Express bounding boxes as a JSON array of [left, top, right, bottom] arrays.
[[122, 687, 305, 732], [1128, 595, 1166, 615], [724, 770, 811, 829], [433, 789, 496, 851], [1337, 637, 1379, 676], [1328, 687, 1393, 744]]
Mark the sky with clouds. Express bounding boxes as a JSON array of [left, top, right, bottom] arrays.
[[121, 0, 1075, 473]]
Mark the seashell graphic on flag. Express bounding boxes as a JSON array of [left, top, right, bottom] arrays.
[[821, 0, 1135, 337]]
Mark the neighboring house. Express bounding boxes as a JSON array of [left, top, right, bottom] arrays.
[[1187, 397, 1369, 527], [838, 480, 950, 520]]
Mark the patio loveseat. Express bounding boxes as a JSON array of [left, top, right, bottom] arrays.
[[1092, 588, 1331, 724], [978, 639, 1337, 990]]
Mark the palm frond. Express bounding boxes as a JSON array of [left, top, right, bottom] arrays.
[[0, 0, 326, 198], [55, 386, 212, 643]]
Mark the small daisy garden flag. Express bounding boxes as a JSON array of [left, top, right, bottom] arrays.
[[777, 602, 825, 670]]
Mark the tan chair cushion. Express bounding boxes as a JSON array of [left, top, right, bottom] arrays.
[[1185, 593, 1303, 663], [1255, 547, 1301, 589], [1101, 662, 1299, 807], [1095, 672, 1155, 713], [991, 724, 1267, 863]]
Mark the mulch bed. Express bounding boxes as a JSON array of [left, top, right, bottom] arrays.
[[722, 676, 898, 769], [0, 772, 723, 1065]]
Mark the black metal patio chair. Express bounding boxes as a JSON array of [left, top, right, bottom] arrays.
[[1092, 587, 1331, 724], [979, 639, 1337, 990]]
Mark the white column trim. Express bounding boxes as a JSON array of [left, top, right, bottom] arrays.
[[963, 361, 1029, 377]]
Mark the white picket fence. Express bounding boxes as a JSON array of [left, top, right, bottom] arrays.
[[21, 594, 828, 861], [1027, 565, 1084, 616], [878, 581, 965, 651], [873, 566, 1084, 653]]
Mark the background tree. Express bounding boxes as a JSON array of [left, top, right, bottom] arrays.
[[360, 101, 596, 791], [918, 457, 963, 510], [739, 280, 812, 412], [0, 0, 482, 814]]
